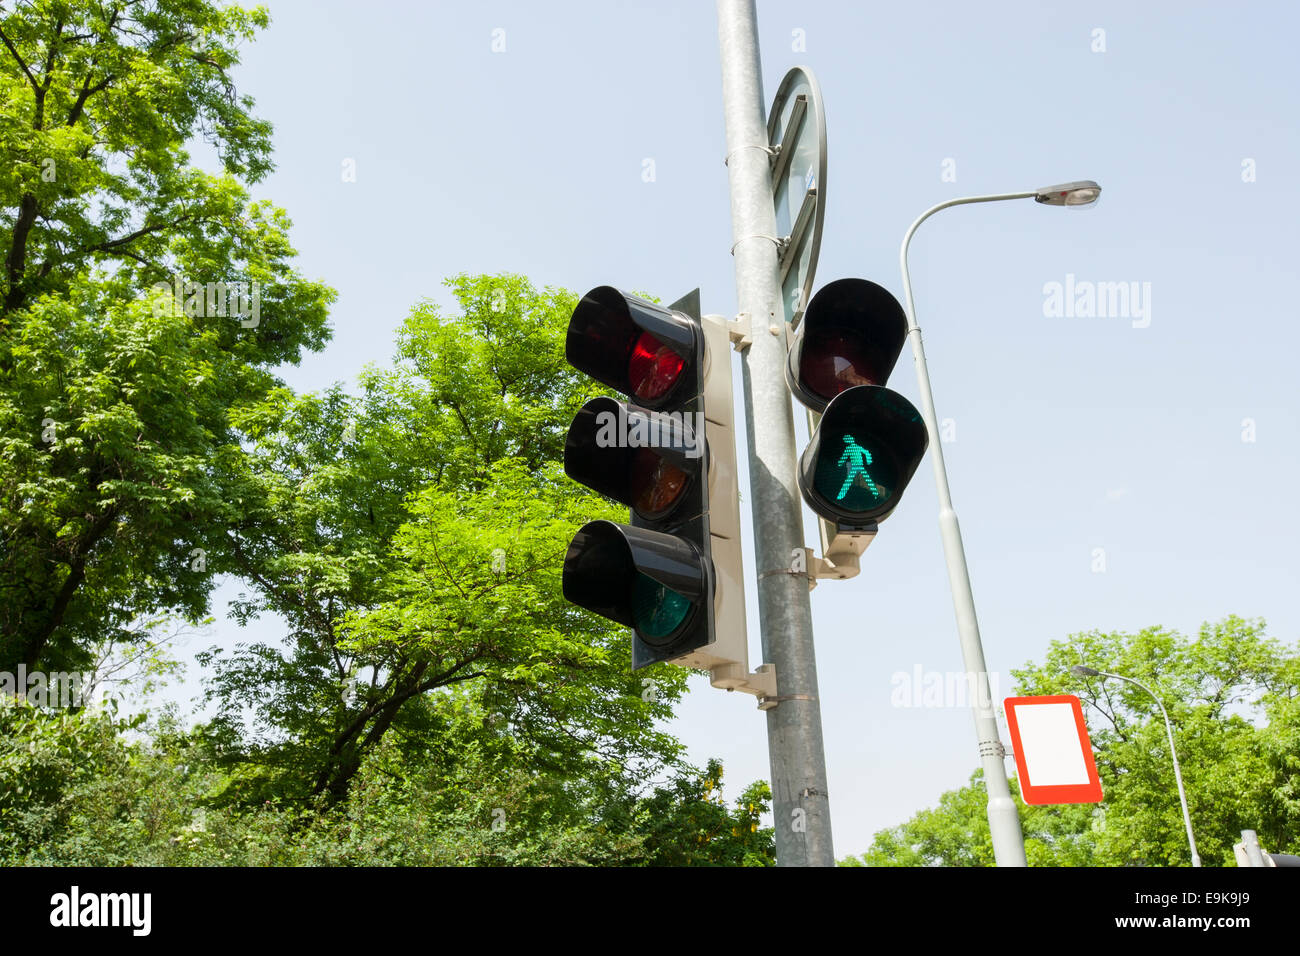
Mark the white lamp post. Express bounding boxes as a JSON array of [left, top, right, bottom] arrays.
[[899, 181, 1102, 867]]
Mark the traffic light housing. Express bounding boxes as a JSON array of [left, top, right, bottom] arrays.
[[561, 286, 749, 675], [787, 278, 928, 531], [564, 287, 699, 411]]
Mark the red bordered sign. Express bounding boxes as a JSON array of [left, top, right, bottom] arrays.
[[1003, 695, 1103, 805]]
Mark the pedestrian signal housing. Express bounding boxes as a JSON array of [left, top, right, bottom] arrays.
[[787, 279, 928, 529]]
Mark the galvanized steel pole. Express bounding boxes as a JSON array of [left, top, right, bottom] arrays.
[[716, 0, 834, 866]]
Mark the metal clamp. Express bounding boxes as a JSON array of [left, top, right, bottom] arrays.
[[758, 566, 809, 579], [729, 233, 781, 255], [757, 693, 817, 712], [723, 143, 776, 168]]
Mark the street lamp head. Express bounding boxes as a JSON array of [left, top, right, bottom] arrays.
[[1070, 664, 1102, 677], [1035, 180, 1102, 207]]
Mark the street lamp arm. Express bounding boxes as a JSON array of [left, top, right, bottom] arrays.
[[1097, 670, 1158, 704], [897, 191, 1034, 517], [899, 191, 1038, 288]]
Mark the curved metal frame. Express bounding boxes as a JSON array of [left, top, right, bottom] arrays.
[[766, 65, 827, 328]]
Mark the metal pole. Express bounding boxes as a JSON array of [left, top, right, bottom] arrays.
[[900, 192, 1034, 867], [1241, 830, 1265, 868], [717, 0, 834, 866], [1101, 671, 1200, 867]]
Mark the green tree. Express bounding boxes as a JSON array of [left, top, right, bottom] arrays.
[[200, 274, 687, 804], [1, 694, 772, 866], [632, 759, 775, 867], [0, 0, 333, 672], [845, 616, 1300, 866], [844, 771, 1100, 867]]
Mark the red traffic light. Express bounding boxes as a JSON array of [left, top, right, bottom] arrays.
[[566, 287, 697, 410], [628, 330, 685, 402]]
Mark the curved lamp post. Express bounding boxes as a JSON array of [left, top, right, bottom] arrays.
[[899, 181, 1101, 868], [1070, 664, 1200, 867]]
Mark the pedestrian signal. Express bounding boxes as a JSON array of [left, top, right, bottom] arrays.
[[787, 279, 928, 529]]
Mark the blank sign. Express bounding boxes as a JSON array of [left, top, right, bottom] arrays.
[[1014, 702, 1089, 786], [1004, 695, 1103, 805]]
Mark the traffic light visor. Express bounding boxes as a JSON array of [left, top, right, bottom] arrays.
[[564, 397, 701, 522], [788, 278, 909, 412], [799, 385, 928, 524], [566, 286, 698, 409], [562, 521, 708, 647]]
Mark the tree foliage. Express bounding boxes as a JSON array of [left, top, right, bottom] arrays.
[[0, 0, 333, 672], [846, 616, 1300, 866], [0, 696, 773, 866], [0, 3, 775, 868], [199, 274, 689, 805]]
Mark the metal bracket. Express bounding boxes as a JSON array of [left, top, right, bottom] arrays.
[[766, 547, 818, 591], [724, 143, 776, 168], [716, 312, 752, 351], [767, 540, 875, 591], [769, 93, 807, 183], [711, 661, 777, 701], [778, 187, 817, 285], [807, 524, 877, 582]]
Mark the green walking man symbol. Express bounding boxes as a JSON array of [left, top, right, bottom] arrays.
[[836, 434, 879, 501]]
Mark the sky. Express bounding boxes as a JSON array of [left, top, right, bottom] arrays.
[[165, 0, 1300, 857]]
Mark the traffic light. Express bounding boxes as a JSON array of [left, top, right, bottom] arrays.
[[561, 286, 748, 675], [787, 278, 929, 530]]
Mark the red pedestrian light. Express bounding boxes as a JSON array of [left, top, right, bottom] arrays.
[[786, 278, 908, 412], [798, 326, 881, 401]]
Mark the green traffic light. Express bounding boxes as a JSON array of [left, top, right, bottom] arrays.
[[834, 435, 877, 500], [632, 572, 692, 642], [812, 430, 897, 514]]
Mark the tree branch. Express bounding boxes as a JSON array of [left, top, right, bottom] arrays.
[[0, 25, 39, 95], [67, 73, 114, 127]]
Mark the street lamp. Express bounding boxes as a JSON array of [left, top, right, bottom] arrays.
[[1070, 664, 1201, 867], [1034, 181, 1103, 206], [899, 180, 1101, 869]]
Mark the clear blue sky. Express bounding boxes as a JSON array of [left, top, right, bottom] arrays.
[[175, 0, 1300, 856]]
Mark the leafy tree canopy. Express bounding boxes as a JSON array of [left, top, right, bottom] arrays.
[[0, 0, 333, 672], [200, 274, 689, 805], [845, 616, 1300, 866]]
